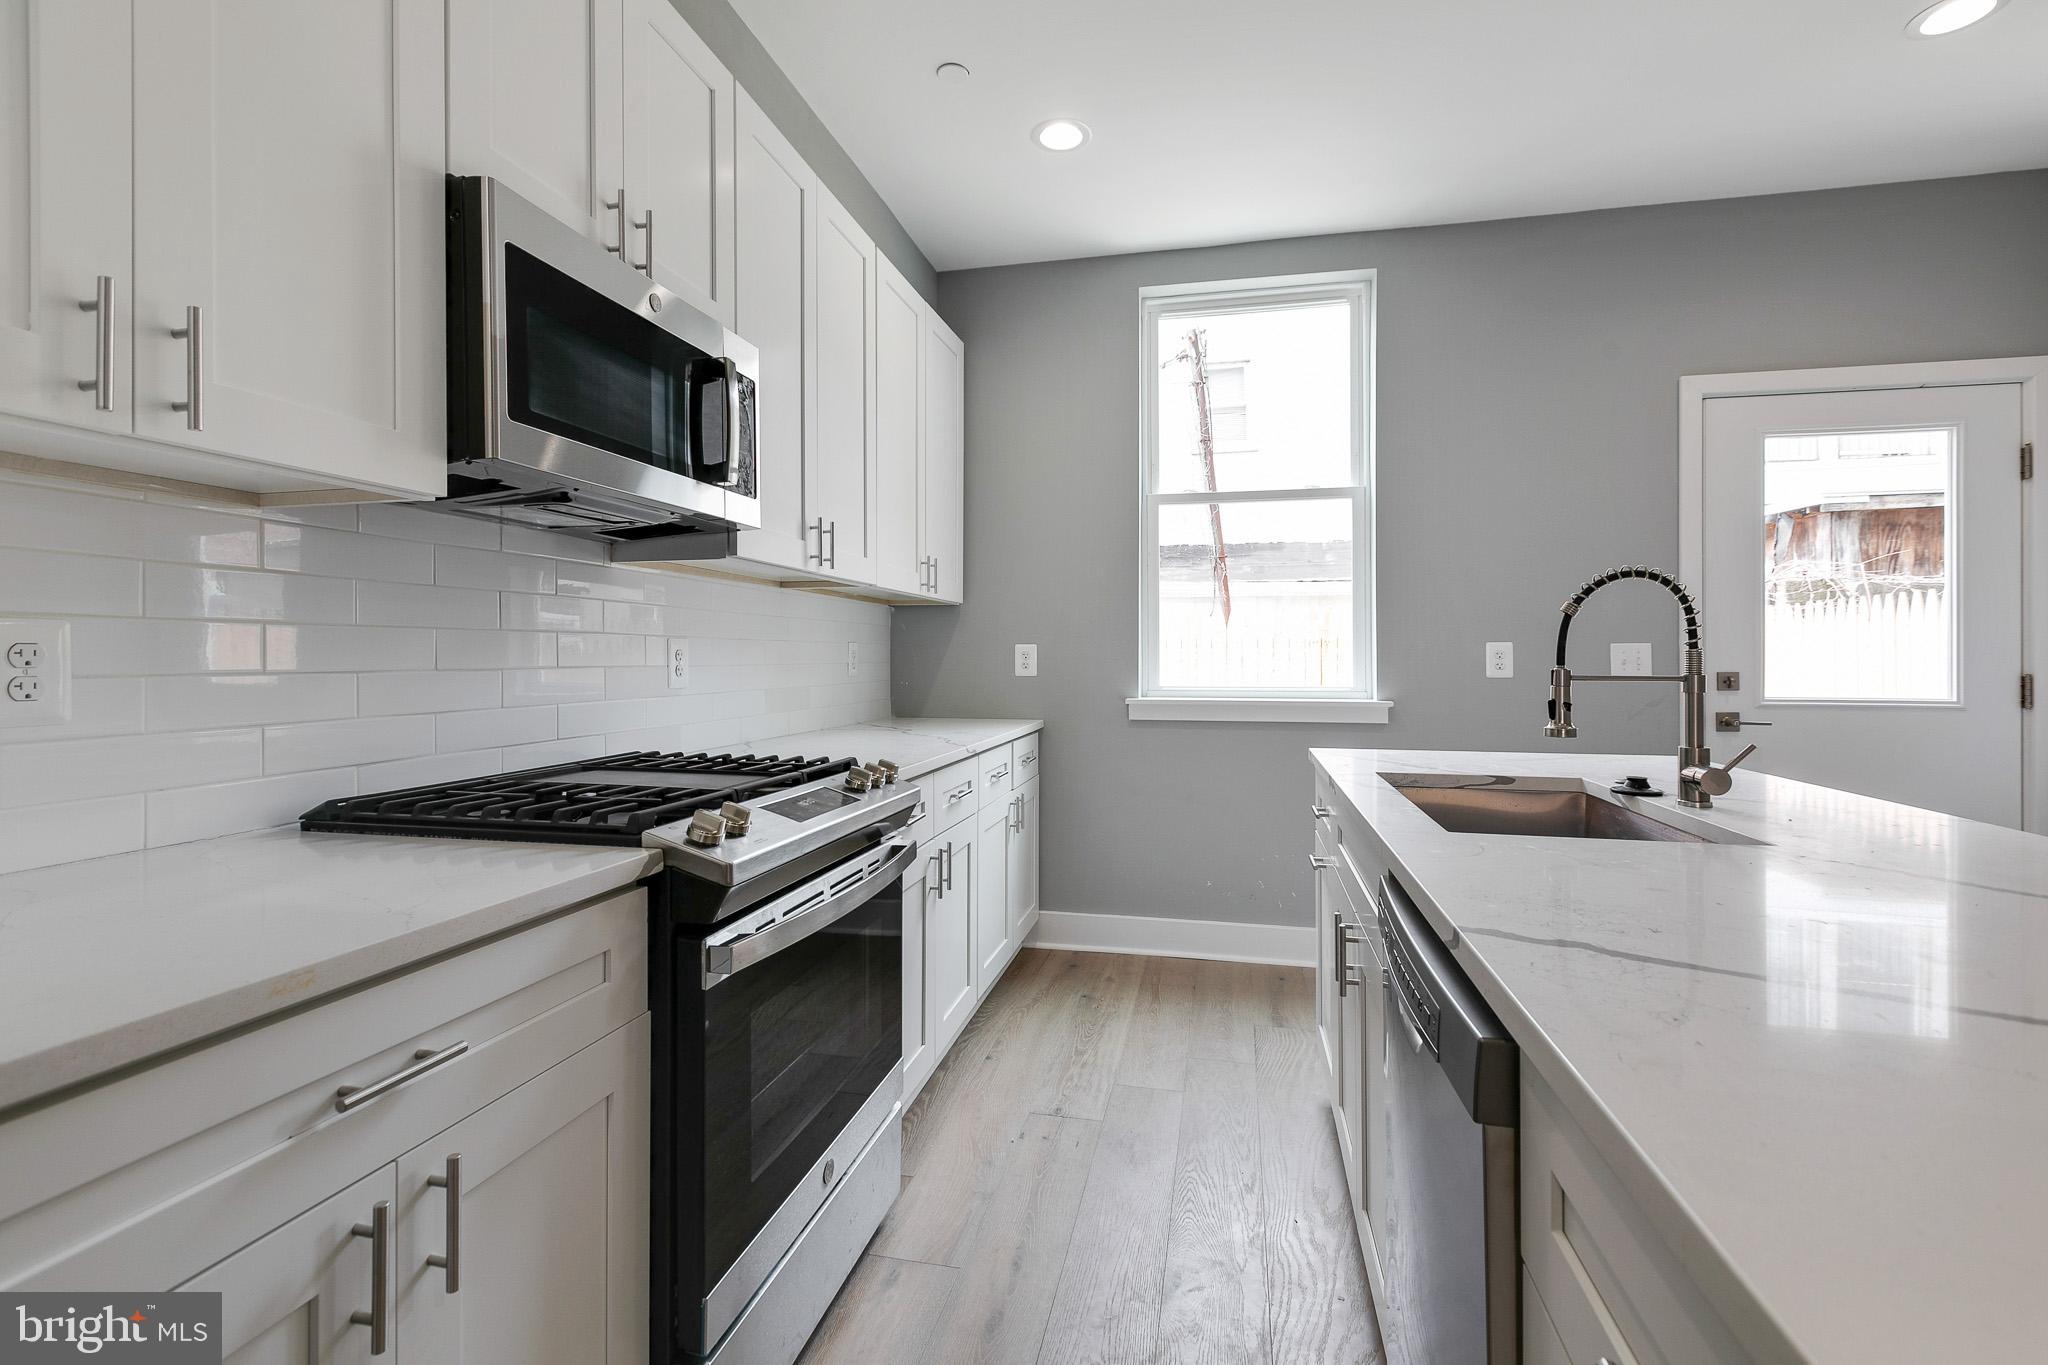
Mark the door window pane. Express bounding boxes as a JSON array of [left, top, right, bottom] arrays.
[[1762, 427, 1954, 702], [1157, 498, 1353, 689], [1154, 300, 1350, 492]]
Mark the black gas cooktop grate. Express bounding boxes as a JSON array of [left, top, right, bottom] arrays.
[[301, 751, 856, 845]]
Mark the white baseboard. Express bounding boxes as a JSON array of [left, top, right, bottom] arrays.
[[1025, 909, 1313, 967]]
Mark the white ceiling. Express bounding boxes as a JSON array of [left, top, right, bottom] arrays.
[[729, 0, 2048, 272]]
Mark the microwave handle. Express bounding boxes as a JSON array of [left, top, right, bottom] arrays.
[[716, 357, 742, 486]]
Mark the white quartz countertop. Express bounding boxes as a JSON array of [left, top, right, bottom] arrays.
[[1312, 748, 2048, 1365], [0, 830, 658, 1115], [731, 716, 1042, 780]]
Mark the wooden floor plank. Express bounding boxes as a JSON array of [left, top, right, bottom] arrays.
[[1036, 1084, 1185, 1365], [1019, 950, 1145, 1120], [1158, 1057, 1267, 1365], [797, 1253, 961, 1364], [1185, 957, 1266, 1063], [1253, 1026, 1384, 1365], [1114, 955, 1198, 1090]]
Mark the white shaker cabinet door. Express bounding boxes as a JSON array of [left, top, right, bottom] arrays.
[[809, 189, 877, 583], [397, 1017, 650, 1365], [927, 834, 976, 1056], [622, 0, 734, 327], [731, 86, 817, 572], [901, 854, 935, 1100], [131, 0, 446, 496], [921, 307, 965, 603], [177, 1164, 396, 1365], [447, 0, 626, 247], [974, 801, 1012, 994], [873, 255, 926, 596], [0, 0, 132, 433], [1007, 778, 1040, 942]]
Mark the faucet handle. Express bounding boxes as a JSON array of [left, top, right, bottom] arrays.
[[1720, 743, 1758, 773], [1685, 743, 1758, 798]]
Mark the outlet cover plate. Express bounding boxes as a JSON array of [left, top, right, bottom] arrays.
[[1484, 642, 1512, 678], [847, 642, 859, 676], [0, 620, 71, 727], [664, 638, 689, 689], [1015, 643, 1038, 677]]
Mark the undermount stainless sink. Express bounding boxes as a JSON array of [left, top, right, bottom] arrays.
[[1382, 774, 1757, 844]]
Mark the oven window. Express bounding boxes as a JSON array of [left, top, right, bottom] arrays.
[[503, 244, 711, 475], [697, 877, 901, 1287]]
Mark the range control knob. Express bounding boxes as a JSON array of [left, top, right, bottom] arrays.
[[684, 809, 726, 847], [843, 767, 875, 793], [871, 760, 900, 785], [719, 802, 752, 837]]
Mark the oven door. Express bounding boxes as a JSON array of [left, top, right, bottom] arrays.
[[672, 840, 910, 1354]]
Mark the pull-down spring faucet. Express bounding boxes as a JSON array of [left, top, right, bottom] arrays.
[[1544, 566, 1755, 809]]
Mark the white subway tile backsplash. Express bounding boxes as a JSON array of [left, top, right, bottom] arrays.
[[265, 714, 437, 774], [71, 619, 264, 675], [436, 705, 557, 752], [357, 581, 501, 629], [0, 480, 888, 862], [359, 670, 502, 715], [263, 522, 434, 584], [146, 674, 355, 730], [145, 564, 355, 623], [0, 548, 142, 616], [436, 629, 557, 670], [266, 624, 436, 672], [435, 544, 556, 594], [146, 769, 353, 847]]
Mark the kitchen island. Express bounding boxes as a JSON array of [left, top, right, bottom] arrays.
[[1311, 747, 2048, 1365]]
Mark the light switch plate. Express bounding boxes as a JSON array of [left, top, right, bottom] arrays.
[[0, 620, 71, 727], [1611, 643, 1652, 676], [1484, 642, 1512, 678], [664, 638, 689, 690], [1015, 643, 1038, 677]]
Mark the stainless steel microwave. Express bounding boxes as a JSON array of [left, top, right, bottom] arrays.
[[442, 175, 759, 555]]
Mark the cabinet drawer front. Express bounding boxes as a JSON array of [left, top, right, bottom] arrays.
[[928, 757, 980, 833], [0, 890, 647, 1289], [1013, 731, 1040, 778], [1521, 1071, 1753, 1365], [977, 742, 1015, 800]]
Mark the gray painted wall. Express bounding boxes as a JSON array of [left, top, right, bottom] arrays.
[[669, 0, 936, 297], [893, 170, 2048, 928]]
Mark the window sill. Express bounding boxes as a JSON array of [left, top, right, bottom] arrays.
[[1125, 697, 1393, 724]]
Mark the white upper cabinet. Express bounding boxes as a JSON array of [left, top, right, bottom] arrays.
[[447, 0, 625, 246], [922, 307, 966, 604], [810, 187, 876, 583], [131, 0, 446, 496], [622, 0, 735, 326], [0, 0, 132, 435], [873, 255, 925, 596], [732, 87, 817, 572]]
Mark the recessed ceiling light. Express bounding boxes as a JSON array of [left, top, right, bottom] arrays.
[[1032, 118, 1090, 152], [934, 61, 970, 81], [1906, 0, 2004, 36]]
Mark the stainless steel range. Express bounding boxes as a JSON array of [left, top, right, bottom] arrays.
[[303, 751, 922, 1365]]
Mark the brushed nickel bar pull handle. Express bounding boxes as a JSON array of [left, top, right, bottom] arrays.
[[168, 305, 202, 429], [603, 189, 627, 254], [1020, 751, 1036, 767], [425, 1153, 461, 1293], [826, 519, 837, 569], [349, 1200, 390, 1354], [77, 276, 113, 410], [1309, 853, 1335, 869], [942, 842, 954, 892], [1311, 803, 1333, 819], [636, 209, 655, 278], [335, 1040, 469, 1113], [809, 518, 826, 565]]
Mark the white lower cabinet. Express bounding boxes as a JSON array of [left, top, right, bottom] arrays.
[[925, 826, 977, 1058], [900, 844, 935, 1100], [1008, 778, 1040, 944], [974, 800, 1014, 993]]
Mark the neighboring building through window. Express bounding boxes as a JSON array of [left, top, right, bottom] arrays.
[[1137, 271, 1374, 701]]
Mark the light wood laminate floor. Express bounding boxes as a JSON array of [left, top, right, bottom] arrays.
[[799, 949, 1384, 1365]]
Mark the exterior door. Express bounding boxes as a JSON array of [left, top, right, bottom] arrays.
[[874, 256, 926, 595], [446, 0, 625, 245], [1699, 383, 2025, 825], [131, 0, 446, 496], [731, 87, 816, 571], [810, 189, 876, 582], [974, 801, 1012, 992], [0, 0, 132, 432], [177, 1164, 394, 1365], [922, 308, 965, 602], [397, 1018, 649, 1365], [622, 0, 734, 327]]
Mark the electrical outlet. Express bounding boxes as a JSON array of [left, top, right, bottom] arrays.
[[1611, 643, 1652, 676], [664, 639, 689, 689], [1015, 643, 1038, 677], [1484, 642, 1512, 678], [0, 620, 71, 728], [846, 642, 859, 677]]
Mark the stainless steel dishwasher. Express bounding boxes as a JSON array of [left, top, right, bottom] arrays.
[[1374, 873, 1519, 1365]]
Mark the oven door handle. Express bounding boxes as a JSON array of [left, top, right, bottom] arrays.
[[702, 842, 917, 986]]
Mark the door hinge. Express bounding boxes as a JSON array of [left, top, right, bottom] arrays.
[[2024, 442, 2034, 481], [2024, 673, 2036, 710]]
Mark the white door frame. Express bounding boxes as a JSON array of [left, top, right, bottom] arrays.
[[1678, 356, 2048, 833]]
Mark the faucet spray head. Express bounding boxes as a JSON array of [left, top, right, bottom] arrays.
[[1545, 666, 1577, 738]]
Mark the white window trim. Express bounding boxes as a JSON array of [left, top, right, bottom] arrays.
[[1134, 270, 1383, 721]]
